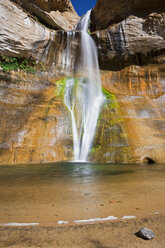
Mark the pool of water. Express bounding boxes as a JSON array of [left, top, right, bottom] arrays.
[[0, 162, 164, 224]]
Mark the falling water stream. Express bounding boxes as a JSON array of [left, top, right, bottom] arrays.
[[64, 10, 105, 162]]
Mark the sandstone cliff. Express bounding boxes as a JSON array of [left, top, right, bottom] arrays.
[[0, 0, 54, 59], [91, 1, 165, 70], [12, 0, 79, 30], [0, 0, 79, 68], [91, 0, 165, 31], [90, 0, 165, 163], [0, 0, 165, 164]]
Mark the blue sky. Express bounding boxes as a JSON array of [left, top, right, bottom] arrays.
[[71, 0, 97, 16]]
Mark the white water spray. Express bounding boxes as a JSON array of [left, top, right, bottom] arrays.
[[64, 10, 104, 162]]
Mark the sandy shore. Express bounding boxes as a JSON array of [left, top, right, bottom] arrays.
[[0, 163, 164, 247], [0, 214, 164, 248]]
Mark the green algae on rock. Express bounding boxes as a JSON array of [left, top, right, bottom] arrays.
[[90, 88, 131, 163]]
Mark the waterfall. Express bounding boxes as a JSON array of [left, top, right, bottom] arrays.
[[64, 10, 104, 162], [61, 31, 76, 70]]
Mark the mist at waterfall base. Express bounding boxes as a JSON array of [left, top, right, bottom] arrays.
[[64, 10, 105, 162]]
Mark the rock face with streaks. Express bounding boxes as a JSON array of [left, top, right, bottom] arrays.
[[88, 0, 165, 163], [13, 0, 79, 30], [0, 71, 73, 164], [0, 0, 78, 164], [0, 0, 165, 164], [0, 0, 54, 59], [91, 0, 165, 31], [91, 12, 165, 71], [0, 0, 80, 68], [97, 63, 165, 163]]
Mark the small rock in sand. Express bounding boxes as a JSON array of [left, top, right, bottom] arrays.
[[136, 228, 154, 240]]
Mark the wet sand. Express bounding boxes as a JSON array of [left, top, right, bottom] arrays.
[[0, 162, 164, 247], [0, 215, 165, 248]]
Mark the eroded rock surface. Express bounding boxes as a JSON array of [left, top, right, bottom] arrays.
[[0, 0, 55, 59], [98, 62, 165, 163], [91, 0, 165, 31], [12, 0, 79, 30], [0, 72, 73, 164], [0, 0, 80, 70], [88, 0, 165, 163], [0, 0, 165, 164], [92, 13, 165, 70]]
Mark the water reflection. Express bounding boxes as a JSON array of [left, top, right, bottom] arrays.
[[0, 162, 164, 224], [0, 162, 164, 185]]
